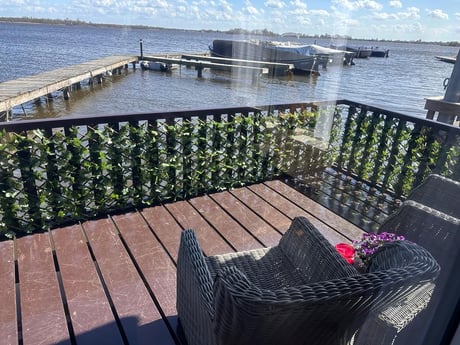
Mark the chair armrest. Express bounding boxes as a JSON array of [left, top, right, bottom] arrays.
[[279, 216, 359, 282], [177, 229, 214, 318]]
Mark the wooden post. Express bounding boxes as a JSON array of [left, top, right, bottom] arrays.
[[196, 64, 203, 78], [140, 39, 144, 60], [63, 87, 70, 100], [437, 49, 460, 124]]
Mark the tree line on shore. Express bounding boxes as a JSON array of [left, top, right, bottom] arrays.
[[1, 16, 458, 46]]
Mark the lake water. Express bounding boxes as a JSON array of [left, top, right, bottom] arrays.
[[0, 22, 458, 120]]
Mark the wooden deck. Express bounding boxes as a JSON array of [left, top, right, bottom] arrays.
[[0, 55, 138, 114], [0, 180, 364, 345]]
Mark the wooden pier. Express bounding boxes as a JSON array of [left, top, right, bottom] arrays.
[[0, 55, 138, 118], [141, 54, 293, 78]]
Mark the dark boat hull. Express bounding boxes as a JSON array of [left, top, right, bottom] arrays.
[[346, 46, 372, 58], [370, 49, 389, 57], [210, 39, 320, 75]]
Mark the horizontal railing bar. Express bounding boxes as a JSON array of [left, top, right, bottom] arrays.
[[2, 100, 459, 135], [336, 99, 460, 132]]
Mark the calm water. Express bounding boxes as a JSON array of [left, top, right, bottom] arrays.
[[1, 22, 458, 120]]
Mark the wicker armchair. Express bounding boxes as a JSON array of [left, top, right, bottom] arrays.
[[375, 200, 460, 345], [406, 174, 460, 218], [176, 216, 440, 345]]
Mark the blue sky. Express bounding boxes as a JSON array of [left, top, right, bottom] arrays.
[[1, 0, 458, 41]]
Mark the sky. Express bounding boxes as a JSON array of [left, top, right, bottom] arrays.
[[1, 0, 459, 42]]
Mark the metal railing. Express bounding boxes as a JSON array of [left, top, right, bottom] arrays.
[[0, 100, 459, 238]]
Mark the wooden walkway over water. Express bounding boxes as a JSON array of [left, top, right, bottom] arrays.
[[142, 54, 293, 77], [0, 180, 363, 345], [0, 55, 138, 115]]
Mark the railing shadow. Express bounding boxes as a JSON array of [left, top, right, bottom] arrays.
[[56, 315, 183, 345]]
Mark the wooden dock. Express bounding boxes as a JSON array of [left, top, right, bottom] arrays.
[[0, 180, 364, 345], [0, 55, 138, 116], [181, 54, 294, 74], [141, 54, 293, 77]]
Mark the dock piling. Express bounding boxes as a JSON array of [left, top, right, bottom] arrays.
[[63, 88, 71, 100], [140, 39, 144, 60]]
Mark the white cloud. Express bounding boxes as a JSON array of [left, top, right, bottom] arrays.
[[389, 0, 402, 8], [332, 0, 353, 10], [287, 0, 307, 18], [426, 9, 448, 20], [309, 9, 330, 17], [332, 0, 383, 11], [362, 0, 382, 10], [398, 7, 420, 19], [246, 6, 259, 15], [291, 0, 307, 9], [371, 6, 424, 22], [264, 0, 286, 9], [218, 0, 233, 14]]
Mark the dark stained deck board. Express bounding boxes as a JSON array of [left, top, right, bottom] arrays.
[[188, 195, 265, 251], [164, 200, 234, 256], [229, 185, 293, 231], [248, 182, 353, 244], [16, 233, 71, 345], [81, 218, 176, 345], [111, 212, 178, 319], [140, 205, 187, 262], [264, 180, 364, 240], [51, 224, 124, 345], [209, 190, 282, 247], [1, 181, 365, 345], [0, 240, 17, 345]]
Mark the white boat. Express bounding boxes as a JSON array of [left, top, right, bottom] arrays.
[[140, 61, 171, 71], [273, 43, 355, 66]]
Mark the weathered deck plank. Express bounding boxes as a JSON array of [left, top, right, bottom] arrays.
[[264, 180, 364, 240], [51, 224, 124, 345], [16, 233, 71, 345], [82, 218, 175, 345], [0, 241, 17, 345], [112, 212, 178, 320], [189, 195, 264, 251], [209, 190, 282, 247], [1, 181, 364, 344], [164, 200, 234, 256], [248, 182, 350, 244]]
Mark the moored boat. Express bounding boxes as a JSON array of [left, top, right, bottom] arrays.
[[345, 46, 372, 58], [140, 60, 171, 71], [370, 48, 389, 57], [300, 44, 355, 66], [209, 39, 321, 75]]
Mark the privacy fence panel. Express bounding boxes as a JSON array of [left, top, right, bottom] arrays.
[[0, 101, 459, 238]]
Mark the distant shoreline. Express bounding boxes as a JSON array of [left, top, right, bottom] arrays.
[[1, 16, 459, 46]]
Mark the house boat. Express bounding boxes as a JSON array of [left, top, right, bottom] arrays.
[[209, 39, 322, 74]]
